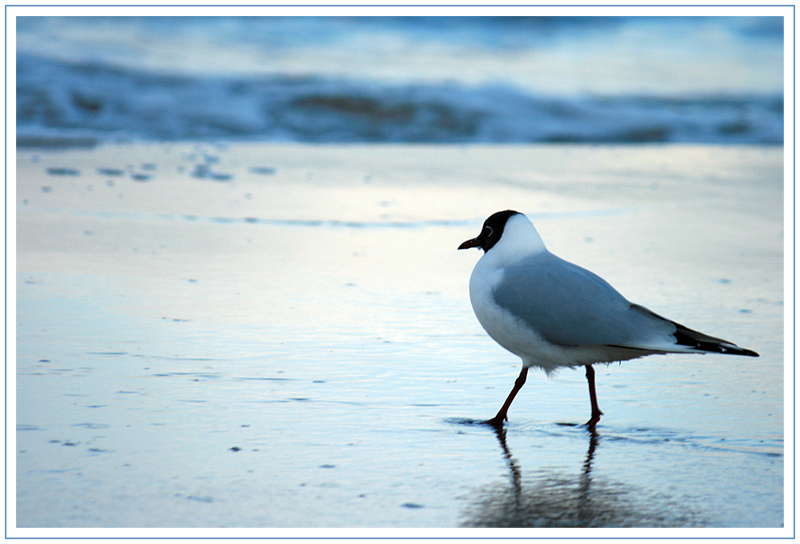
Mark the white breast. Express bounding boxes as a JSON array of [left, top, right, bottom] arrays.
[[468, 247, 568, 374]]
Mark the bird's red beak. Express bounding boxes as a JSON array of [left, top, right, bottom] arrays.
[[458, 237, 482, 250]]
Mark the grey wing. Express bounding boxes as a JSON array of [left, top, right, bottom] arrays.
[[492, 252, 678, 349]]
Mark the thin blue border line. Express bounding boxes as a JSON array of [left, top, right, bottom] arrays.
[[2, 3, 798, 6], [5, 6, 795, 540], [4, 3, 7, 541], [793, 3, 797, 540], [4, 5, 795, 539]]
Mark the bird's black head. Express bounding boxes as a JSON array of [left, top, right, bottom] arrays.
[[458, 210, 520, 252]]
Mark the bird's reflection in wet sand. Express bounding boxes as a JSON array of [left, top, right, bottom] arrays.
[[462, 425, 700, 528]]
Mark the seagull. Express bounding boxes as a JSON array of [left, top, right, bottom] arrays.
[[458, 210, 758, 428]]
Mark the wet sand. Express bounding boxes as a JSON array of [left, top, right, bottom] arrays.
[[13, 143, 785, 534]]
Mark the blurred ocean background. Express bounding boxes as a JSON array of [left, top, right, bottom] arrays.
[[16, 15, 784, 145]]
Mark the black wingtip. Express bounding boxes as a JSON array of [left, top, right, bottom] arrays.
[[674, 324, 759, 357], [717, 345, 760, 357]]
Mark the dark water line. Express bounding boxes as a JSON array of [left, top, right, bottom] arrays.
[[27, 205, 630, 230]]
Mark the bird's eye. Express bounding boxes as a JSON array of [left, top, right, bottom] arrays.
[[484, 226, 494, 237]]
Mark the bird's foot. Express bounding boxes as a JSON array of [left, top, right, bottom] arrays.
[[484, 415, 506, 428], [585, 411, 603, 429]]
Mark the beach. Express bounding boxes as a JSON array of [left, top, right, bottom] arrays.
[[14, 142, 784, 531]]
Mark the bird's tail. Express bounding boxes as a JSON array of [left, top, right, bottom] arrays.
[[673, 323, 759, 357]]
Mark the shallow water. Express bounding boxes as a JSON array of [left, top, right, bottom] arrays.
[[14, 144, 784, 531]]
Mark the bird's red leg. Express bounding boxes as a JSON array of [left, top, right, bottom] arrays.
[[585, 364, 603, 428], [486, 366, 528, 427]]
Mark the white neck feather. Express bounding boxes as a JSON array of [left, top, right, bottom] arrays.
[[490, 214, 547, 264]]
